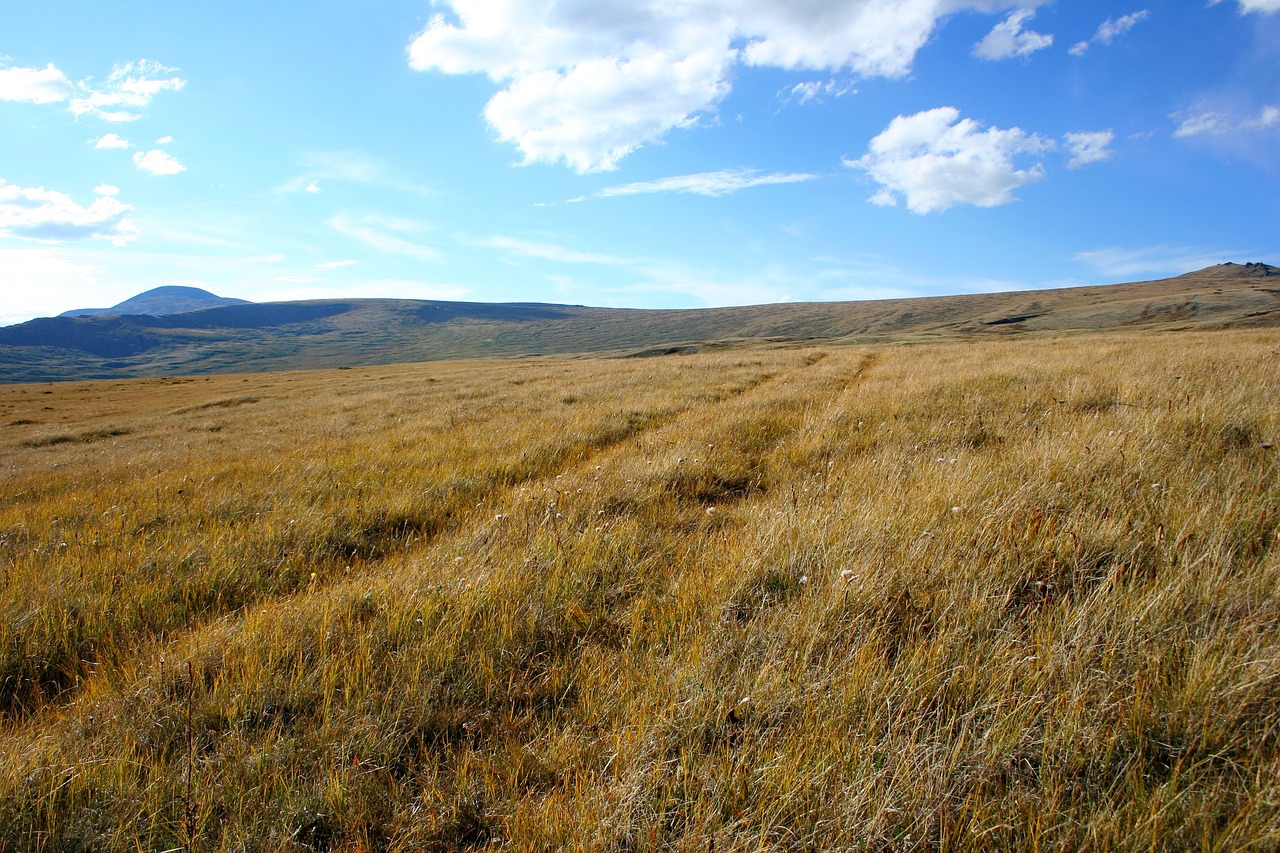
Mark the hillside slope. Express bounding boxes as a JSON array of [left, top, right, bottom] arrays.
[[3, 263, 1277, 382]]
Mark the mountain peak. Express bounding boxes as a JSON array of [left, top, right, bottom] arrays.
[[60, 286, 252, 318], [1176, 262, 1277, 281]]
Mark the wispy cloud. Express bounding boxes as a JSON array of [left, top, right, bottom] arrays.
[[973, 10, 1053, 61], [315, 259, 358, 269], [778, 78, 857, 106], [577, 168, 819, 201], [1063, 130, 1115, 168], [69, 59, 185, 121], [1071, 10, 1150, 56], [1208, 0, 1280, 16], [1174, 104, 1279, 137], [1076, 244, 1250, 278], [329, 213, 441, 261], [278, 151, 431, 197], [473, 235, 632, 265]]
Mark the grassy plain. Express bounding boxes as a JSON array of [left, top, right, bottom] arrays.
[[0, 329, 1277, 850]]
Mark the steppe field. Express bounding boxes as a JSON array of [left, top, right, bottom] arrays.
[[0, 329, 1277, 851]]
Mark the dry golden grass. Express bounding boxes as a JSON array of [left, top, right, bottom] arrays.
[[0, 331, 1277, 850]]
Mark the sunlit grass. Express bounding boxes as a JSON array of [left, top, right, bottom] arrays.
[[0, 331, 1277, 850]]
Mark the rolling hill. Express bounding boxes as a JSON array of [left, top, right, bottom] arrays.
[[3, 262, 1276, 383]]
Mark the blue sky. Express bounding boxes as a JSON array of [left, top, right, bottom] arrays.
[[1, 0, 1277, 325]]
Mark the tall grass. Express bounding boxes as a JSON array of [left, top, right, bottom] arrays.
[[0, 331, 1276, 850]]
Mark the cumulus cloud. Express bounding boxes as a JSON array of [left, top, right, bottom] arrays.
[[482, 47, 735, 172], [973, 9, 1053, 61], [1, 58, 183, 120], [1174, 104, 1279, 137], [848, 106, 1052, 214], [133, 149, 187, 175], [1071, 9, 1150, 55], [0, 63, 73, 104], [0, 180, 137, 245], [93, 133, 132, 149], [582, 168, 819, 200], [1063, 130, 1114, 167], [408, 0, 1041, 172], [69, 59, 186, 121]]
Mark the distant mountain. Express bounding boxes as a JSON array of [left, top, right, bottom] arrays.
[[3, 263, 1276, 383], [60, 286, 251, 318]]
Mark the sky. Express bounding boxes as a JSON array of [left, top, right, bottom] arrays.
[[1, 0, 1278, 325]]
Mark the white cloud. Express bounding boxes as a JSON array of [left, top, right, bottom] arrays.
[[1071, 9, 1150, 55], [1, 58, 183, 121], [315, 259, 358, 269], [329, 213, 441, 261], [305, 180, 322, 194], [582, 168, 819, 200], [1174, 104, 1279, 137], [0, 180, 137, 245], [69, 59, 185, 121], [1063, 130, 1114, 167], [155, 135, 174, 145], [1208, 0, 1280, 14], [1096, 10, 1150, 42], [93, 184, 120, 196], [133, 149, 187, 175], [408, 0, 1045, 173], [0, 63, 73, 104], [848, 106, 1052, 214], [973, 9, 1053, 61], [482, 46, 735, 172], [93, 133, 132, 149], [1237, 0, 1280, 11]]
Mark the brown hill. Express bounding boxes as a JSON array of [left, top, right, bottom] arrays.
[[2, 262, 1276, 383]]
